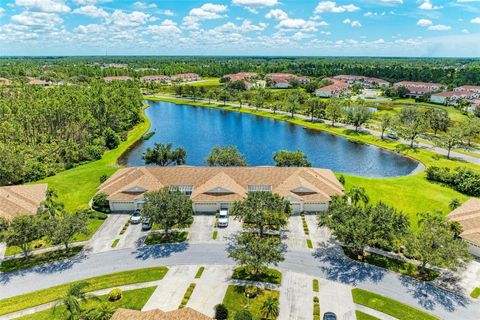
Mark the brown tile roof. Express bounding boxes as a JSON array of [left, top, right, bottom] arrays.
[[0, 184, 48, 220], [98, 166, 344, 203], [111, 307, 211, 320], [447, 198, 480, 246]]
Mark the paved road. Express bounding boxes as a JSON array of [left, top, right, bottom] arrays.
[[0, 242, 478, 320], [152, 94, 480, 166]]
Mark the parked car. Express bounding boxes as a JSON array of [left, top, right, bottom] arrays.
[[141, 217, 152, 231], [218, 209, 229, 227], [387, 132, 398, 140], [130, 211, 142, 224], [323, 312, 337, 320]]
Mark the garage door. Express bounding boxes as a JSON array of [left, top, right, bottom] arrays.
[[303, 202, 328, 213], [110, 201, 136, 212], [290, 203, 302, 214], [194, 202, 218, 213]]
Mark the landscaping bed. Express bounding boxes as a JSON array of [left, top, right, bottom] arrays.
[[232, 266, 282, 285], [471, 287, 480, 299], [343, 247, 439, 281], [0, 267, 168, 315], [352, 288, 438, 320], [144, 231, 188, 245], [0, 246, 83, 273], [222, 285, 280, 320]]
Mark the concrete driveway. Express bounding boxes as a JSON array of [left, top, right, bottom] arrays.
[[85, 214, 130, 254], [215, 218, 242, 242], [115, 222, 144, 249], [319, 279, 356, 320], [285, 216, 309, 251], [279, 271, 313, 320], [189, 215, 216, 243]]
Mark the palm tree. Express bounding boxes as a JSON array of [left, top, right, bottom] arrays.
[[348, 186, 369, 206], [260, 296, 280, 319], [83, 303, 115, 320], [55, 282, 91, 320], [39, 188, 65, 218]]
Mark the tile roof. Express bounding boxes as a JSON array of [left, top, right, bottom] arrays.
[[0, 184, 48, 220], [266, 73, 309, 84], [334, 75, 389, 84], [104, 76, 133, 81], [447, 198, 480, 246], [111, 307, 211, 320], [394, 81, 442, 88], [98, 166, 344, 203]]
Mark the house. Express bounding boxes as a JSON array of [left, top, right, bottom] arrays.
[[430, 90, 480, 105], [111, 307, 211, 320], [393, 81, 443, 98], [140, 75, 171, 84], [97, 166, 344, 214], [315, 78, 349, 98], [447, 198, 480, 257], [454, 85, 480, 93], [171, 73, 201, 82], [266, 73, 310, 89], [223, 72, 265, 89], [333, 75, 389, 88], [27, 78, 51, 87], [104, 76, 133, 82], [0, 184, 48, 220], [0, 77, 11, 85]]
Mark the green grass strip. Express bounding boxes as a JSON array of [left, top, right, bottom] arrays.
[[352, 288, 438, 320], [195, 266, 205, 279], [306, 239, 313, 249], [144, 231, 188, 245], [111, 239, 120, 248], [313, 296, 320, 319], [178, 283, 196, 309], [232, 266, 282, 285], [313, 279, 319, 292], [355, 310, 381, 320], [471, 287, 480, 299], [212, 230, 218, 240], [0, 267, 168, 316]]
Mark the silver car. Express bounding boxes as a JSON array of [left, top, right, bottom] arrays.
[[218, 209, 229, 227], [130, 211, 142, 224]]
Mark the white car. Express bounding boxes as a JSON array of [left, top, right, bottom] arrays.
[[130, 211, 142, 224], [218, 209, 229, 227]]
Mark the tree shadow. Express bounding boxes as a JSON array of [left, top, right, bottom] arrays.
[[132, 242, 189, 260], [312, 240, 385, 285]]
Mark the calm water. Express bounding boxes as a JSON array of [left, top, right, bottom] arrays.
[[124, 101, 419, 177]]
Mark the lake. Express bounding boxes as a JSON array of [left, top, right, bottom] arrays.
[[123, 101, 419, 177]]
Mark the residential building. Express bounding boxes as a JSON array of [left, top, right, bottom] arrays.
[[333, 74, 389, 88], [0, 184, 48, 220], [27, 78, 51, 87], [98, 166, 344, 214], [393, 81, 443, 98], [447, 198, 480, 257], [315, 78, 349, 98], [266, 73, 310, 89], [171, 73, 201, 82], [223, 72, 265, 89], [0, 77, 11, 85], [104, 76, 133, 82], [140, 75, 171, 84], [454, 85, 480, 93], [430, 90, 480, 105], [111, 307, 211, 320]]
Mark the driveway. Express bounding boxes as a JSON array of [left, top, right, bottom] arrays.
[[215, 218, 242, 242], [84, 214, 130, 254], [189, 215, 216, 243], [279, 271, 313, 320], [285, 216, 309, 251], [318, 279, 356, 320], [115, 222, 144, 250]]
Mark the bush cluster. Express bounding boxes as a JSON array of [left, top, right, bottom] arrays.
[[426, 166, 480, 196], [108, 288, 122, 301]]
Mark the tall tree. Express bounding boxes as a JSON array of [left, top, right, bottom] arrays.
[[206, 145, 247, 167], [306, 97, 326, 121], [379, 113, 394, 139], [325, 99, 344, 127], [347, 186, 369, 206], [273, 150, 312, 167], [142, 188, 194, 238], [142, 143, 187, 166], [55, 282, 91, 320], [3, 215, 45, 260], [49, 211, 88, 252], [206, 90, 216, 104], [426, 108, 450, 136], [397, 107, 428, 147], [345, 104, 372, 132], [435, 126, 463, 158]]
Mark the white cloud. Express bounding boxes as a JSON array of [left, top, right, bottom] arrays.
[[343, 18, 361, 27], [461, 29, 470, 33], [15, 0, 70, 13], [73, 0, 112, 5], [232, 0, 278, 7], [418, 0, 443, 10], [265, 9, 288, 20], [0, 8, 5, 17], [276, 18, 320, 32], [105, 10, 151, 28], [158, 9, 174, 16], [314, 1, 360, 14], [427, 24, 451, 30], [417, 19, 432, 26], [215, 19, 268, 32], [133, 2, 157, 9], [471, 17, 480, 23], [74, 23, 104, 34], [147, 19, 181, 35], [380, 0, 403, 3], [73, 5, 108, 18], [181, 3, 228, 30], [343, 18, 351, 24], [11, 11, 63, 30]]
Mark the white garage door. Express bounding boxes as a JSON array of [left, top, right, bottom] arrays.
[[194, 202, 218, 213], [304, 202, 328, 213], [110, 201, 136, 212], [468, 243, 480, 258], [290, 203, 302, 214]]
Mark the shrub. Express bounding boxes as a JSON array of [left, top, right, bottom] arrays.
[[104, 128, 120, 150], [338, 175, 346, 185], [108, 288, 122, 301], [313, 296, 319, 303], [235, 310, 253, 320], [100, 174, 108, 183], [313, 279, 319, 292], [215, 304, 229, 320], [244, 285, 258, 298], [426, 166, 480, 197], [91, 193, 110, 213]]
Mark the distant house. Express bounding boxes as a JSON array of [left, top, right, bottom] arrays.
[[430, 90, 480, 105], [454, 85, 480, 94], [97, 166, 344, 214], [0, 184, 48, 220], [111, 307, 211, 320], [104, 76, 133, 82], [0, 77, 11, 86], [27, 78, 51, 87], [333, 75, 389, 88], [393, 81, 443, 98], [223, 72, 265, 89], [315, 78, 349, 98], [171, 73, 200, 82], [266, 73, 310, 89], [447, 198, 480, 257], [140, 75, 171, 84]]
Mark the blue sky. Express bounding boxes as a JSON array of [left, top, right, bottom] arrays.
[[0, 0, 479, 57]]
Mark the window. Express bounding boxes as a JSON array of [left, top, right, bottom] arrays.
[[169, 185, 193, 196], [247, 185, 272, 192]]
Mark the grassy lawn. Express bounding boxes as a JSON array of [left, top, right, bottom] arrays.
[[145, 96, 473, 225], [232, 266, 282, 285], [355, 310, 380, 320], [470, 287, 480, 299], [189, 77, 222, 87], [352, 288, 438, 320], [179, 283, 196, 308], [144, 231, 188, 245], [222, 285, 280, 320], [343, 247, 439, 281], [0, 246, 83, 273], [14, 286, 156, 320], [0, 267, 168, 315]]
